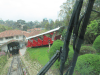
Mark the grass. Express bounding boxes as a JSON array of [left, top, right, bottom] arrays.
[[26, 45, 73, 67], [0, 55, 7, 73], [27, 47, 49, 66], [69, 45, 73, 51], [25, 45, 79, 75]]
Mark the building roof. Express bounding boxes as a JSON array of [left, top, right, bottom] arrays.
[[34, 28, 41, 30], [23, 30, 41, 37], [27, 28, 41, 32], [27, 29, 35, 32], [0, 30, 23, 38], [29, 30, 41, 36], [22, 31, 30, 37], [0, 29, 42, 38]]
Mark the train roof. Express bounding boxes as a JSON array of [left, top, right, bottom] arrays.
[[26, 26, 64, 40]]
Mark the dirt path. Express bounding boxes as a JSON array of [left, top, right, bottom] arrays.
[[0, 57, 12, 75], [21, 55, 54, 75]]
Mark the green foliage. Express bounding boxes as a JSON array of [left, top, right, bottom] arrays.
[[58, 27, 67, 41], [59, 0, 100, 44], [93, 35, 100, 53], [48, 40, 64, 68], [26, 47, 49, 66], [74, 54, 100, 75], [49, 40, 64, 59], [59, 28, 67, 40], [23, 25, 28, 31], [49, 40, 74, 69], [65, 45, 74, 67], [49, 20, 54, 29], [0, 55, 7, 73], [26, 41, 73, 70], [0, 24, 12, 32], [79, 46, 96, 55], [62, 29, 67, 37], [40, 29, 48, 33], [45, 22, 49, 30], [84, 20, 100, 44], [54, 20, 63, 28], [54, 45, 74, 69], [86, 20, 99, 35]]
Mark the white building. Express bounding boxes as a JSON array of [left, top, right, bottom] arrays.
[[0, 29, 41, 52], [0, 28, 41, 51], [0, 30, 26, 52]]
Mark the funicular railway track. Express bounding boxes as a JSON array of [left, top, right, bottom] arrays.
[[7, 55, 23, 75]]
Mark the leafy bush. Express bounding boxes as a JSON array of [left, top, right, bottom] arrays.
[[49, 40, 74, 69], [49, 40, 64, 59], [0, 55, 7, 73], [53, 48, 74, 69], [74, 54, 100, 75], [79, 46, 96, 55], [93, 35, 100, 53], [49, 40, 64, 68], [65, 45, 74, 67], [84, 20, 100, 44]]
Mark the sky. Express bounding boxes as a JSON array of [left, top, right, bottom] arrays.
[[0, 0, 66, 22]]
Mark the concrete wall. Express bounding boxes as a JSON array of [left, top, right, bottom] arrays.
[[19, 42, 25, 49], [1, 44, 8, 52], [1, 42, 25, 52], [0, 35, 24, 46]]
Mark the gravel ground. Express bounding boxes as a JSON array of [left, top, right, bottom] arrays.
[[20, 46, 27, 56], [20, 55, 54, 75]]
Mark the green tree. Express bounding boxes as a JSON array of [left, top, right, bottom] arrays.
[[54, 20, 62, 28], [59, 0, 75, 26], [93, 35, 100, 54], [84, 20, 100, 44], [49, 20, 54, 29], [23, 25, 28, 31], [0, 24, 12, 32], [45, 22, 49, 30]]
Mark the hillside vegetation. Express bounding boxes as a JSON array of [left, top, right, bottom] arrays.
[[25, 39, 100, 75], [0, 24, 12, 32], [0, 55, 7, 73], [26, 47, 49, 66]]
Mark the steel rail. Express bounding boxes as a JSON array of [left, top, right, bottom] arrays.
[[7, 55, 23, 75]]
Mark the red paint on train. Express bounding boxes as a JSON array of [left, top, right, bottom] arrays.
[[37, 37, 43, 46], [26, 27, 64, 47], [32, 38, 38, 47]]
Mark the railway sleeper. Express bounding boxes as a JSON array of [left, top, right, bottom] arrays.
[[7, 55, 24, 75]]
